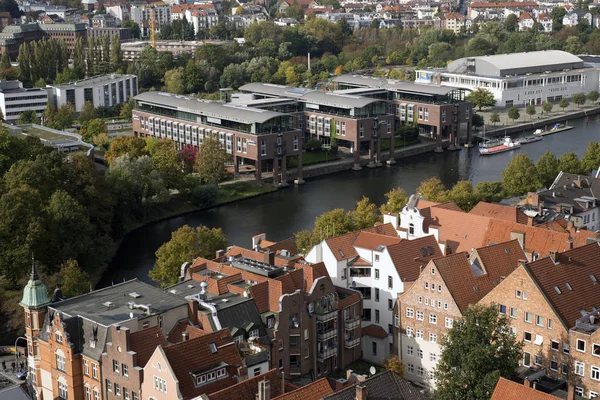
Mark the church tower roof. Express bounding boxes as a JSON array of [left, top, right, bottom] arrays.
[[20, 259, 50, 309]]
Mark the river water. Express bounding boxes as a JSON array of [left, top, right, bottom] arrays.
[[101, 116, 600, 286]]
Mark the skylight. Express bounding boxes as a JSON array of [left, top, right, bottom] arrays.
[[565, 282, 572, 291], [554, 286, 561, 295]]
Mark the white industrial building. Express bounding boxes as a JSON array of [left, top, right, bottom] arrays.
[[0, 80, 48, 123], [46, 74, 138, 113], [415, 50, 600, 108]]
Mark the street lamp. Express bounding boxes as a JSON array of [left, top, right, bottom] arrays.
[[14, 336, 26, 373]]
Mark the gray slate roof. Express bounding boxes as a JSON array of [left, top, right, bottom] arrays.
[[200, 293, 267, 339], [323, 370, 428, 400], [0, 384, 32, 400], [538, 171, 600, 214]]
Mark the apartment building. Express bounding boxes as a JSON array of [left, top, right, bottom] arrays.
[[305, 224, 443, 365], [332, 74, 473, 152], [443, 12, 466, 34], [47, 74, 138, 113], [131, 4, 171, 36], [397, 240, 525, 388], [480, 242, 600, 399], [133, 91, 304, 185], [0, 80, 48, 123], [237, 83, 395, 169], [0, 23, 87, 59], [468, 1, 538, 20]]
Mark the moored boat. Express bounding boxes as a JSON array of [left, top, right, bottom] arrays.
[[479, 136, 521, 155], [519, 135, 543, 144]]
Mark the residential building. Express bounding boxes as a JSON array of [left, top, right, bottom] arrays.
[[186, 8, 219, 33], [120, 40, 225, 60], [206, 369, 284, 400], [468, 1, 538, 20], [88, 26, 132, 42], [91, 13, 119, 28], [480, 242, 600, 398], [397, 240, 526, 388], [132, 91, 304, 185], [131, 4, 171, 36], [537, 13, 553, 33], [416, 50, 600, 108], [332, 74, 473, 152], [322, 369, 428, 400], [444, 12, 465, 34], [305, 224, 444, 365], [563, 11, 593, 28], [47, 74, 138, 113], [0, 80, 48, 123], [520, 171, 600, 232], [518, 11, 534, 31]]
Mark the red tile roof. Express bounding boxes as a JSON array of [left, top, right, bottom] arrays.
[[129, 326, 167, 368], [469, 202, 528, 224], [325, 223, 399, 262], [265, 237, 298, 255], [361, 324, 388, 339], [167, 320, 209, 343], [491, 378, 558, 400], [445, 12, 464, 19], [518, 11, 533, 21], [338, 292, 361, 309], [387, 235, 443, 282], [272, 378, 333, 400], [207, 369, 283, 400], [429, 207, 492, 254], [353, 231, 401, 250], [469, 1, 537, 8], [162, 329, 243, 399], [524, 242, 600, 328]]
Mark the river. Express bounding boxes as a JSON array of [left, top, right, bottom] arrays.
[[101, 116, 600, 286]]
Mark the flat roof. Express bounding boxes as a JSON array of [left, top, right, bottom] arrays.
[[462, 50, 582, 71], [49, 74, 136, 89], [239, 82, 383, 109], [50, 279, 187, 326], [135, 91, 288, 124], [333, 74, 461, 96]]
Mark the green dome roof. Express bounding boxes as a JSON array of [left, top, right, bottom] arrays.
[[20, 263, 50, 309]]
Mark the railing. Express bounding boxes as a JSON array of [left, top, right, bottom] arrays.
[[344, 316, 361, 330], [289, 366, 301, 375], [289, 327, 300, 336], [315, 311, 337, 322], [317, 328, 337, 341], [345, 336, 361, 349], [317, 347, 337, 362]]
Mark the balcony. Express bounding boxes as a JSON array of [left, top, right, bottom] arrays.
[[344, 316, 361, 330], [317, 328, 337, 341], [289, 327, 300, 336], [315, 310, 337, 322], [345, 336, 360, 349], [289, 343, 301, 355], [289, 366, 301, 375], [317, 347, 337, 362]]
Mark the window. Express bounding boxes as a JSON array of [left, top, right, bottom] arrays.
[[406, 308, 414, 318], [524, 332, 532, 342], [591, 391, 599, 399], [563, 344, 570, 354], [375, 310, 380, 323], [499, 304, 506, 315], [547, 319, 553, 330], [388, 276, 393, 289], [84, 359, 89, 375], [86, 386, 91, 400], [132, 392, 138, 400], [523, 292, 528, 300], [551, 340, 559, 351], [535, 355, 543, 366], [113, 360, 120, 374], [510, 308, 517, 318], [430, 353, 437, 362], [550, 360, 558, 371], [523, 352, 531, 366], [407, 363, 414, 374], [56, 331, 63, 344], [416, 329, 424, 340], [388, 299, 393, 310], [429, 333, 437, 343], [394, 315, 399, 328], [417, 366, 424, 377], [372, 342, 377, 356], [577, 339, 586, 352], [591, 366, 600, 381], [416, 311, 424, 321], [536, 315, 544, 327], [107, 380, 112, 392], [575, 361, 585, 376], [407, 345, 414, 356], [388, 324, 393, 335], [92, 363, 98, 379], [444, 302, 448, 311], [418, 296, 422, 304], [56, 353, 66, 372], [374, 254, 379, 262], [375, 269, 379, 279], [575, 387, 584, 396], [59, 380, 68, 400], [154, 376, 167, 393], [122, 364, 128, 377], [124, 389, 130, 400], [406, 327, 414, 337], [445, 318, 453, 329], [417, 349, 423, 359], [516, 290, 522, 298], [429, 313, 437, 324], [114, 384, 121, 396], [525, 312, 532, 323]]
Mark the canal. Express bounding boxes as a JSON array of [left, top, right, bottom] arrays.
[[101, 116, 600, 286]]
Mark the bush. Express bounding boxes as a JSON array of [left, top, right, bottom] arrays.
[[396, 124, 418, 138], [304, 138, 322, 151], [191, 184, 219, 208]]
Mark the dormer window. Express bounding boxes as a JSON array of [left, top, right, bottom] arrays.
[[193, 367, 228, 387], [55, 331, 63, 344]]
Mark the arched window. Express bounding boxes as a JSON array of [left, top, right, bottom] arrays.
[[93, 387, 99, 400], [409, 223, 415, 235], [55, 349, 66, 372]]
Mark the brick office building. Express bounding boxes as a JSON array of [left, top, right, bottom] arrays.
[[0, 23, 87, 59]]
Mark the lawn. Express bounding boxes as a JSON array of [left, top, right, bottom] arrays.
[[21, 126, 67, 141], [330, 359, 384, 379], [216, 181, 278, 203], [379, 136, 421, 151], [288, 151, 340, 168]]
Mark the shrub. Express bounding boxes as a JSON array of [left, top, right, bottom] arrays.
[[304, 138, 322, 151], [191, 184, 219, 208]]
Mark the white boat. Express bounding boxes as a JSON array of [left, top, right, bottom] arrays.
[[479, 136, 521, 155]]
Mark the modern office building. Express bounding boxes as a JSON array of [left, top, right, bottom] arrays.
[[46, 74, 138, 112], [0, 80, 48, 123], [415, 50, 600, 108]]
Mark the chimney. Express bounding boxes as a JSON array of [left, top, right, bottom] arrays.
[[187, 299, 198, 325], [252, 233, 266, 251], [182, 331, 189, 341], [356, 383, 367, 400], [256, 379, 270, 400], [199, 281, 208, 301], [523, 378, 531, 388], [567, 384, 575, 400], [346, 369, 354, 381], [527, 216, 534, 227], [264, 250, 275, 265], [549, 250, 558, 263], [517, 259, 527, 268], [216, 249, 225, 259]]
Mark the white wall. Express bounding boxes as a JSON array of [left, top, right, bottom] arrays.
[[400, 334, 441, 388]]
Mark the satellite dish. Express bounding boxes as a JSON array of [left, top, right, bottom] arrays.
[[369, 366, 376, 376], [129, 312, 134, 319], [351, 281, 356, 288]]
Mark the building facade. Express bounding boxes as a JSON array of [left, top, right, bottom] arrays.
[[0, 80, 48, 123]]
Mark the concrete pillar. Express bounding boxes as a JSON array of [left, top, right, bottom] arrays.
[[233, 156, 240, 178], [294, 151, 304, 185], [273, 157, 280, 187], [375, 138, 382, 167], [464, 119, 474, 148], [367, 139, 376, 168], [435, 125, 443, 153], [352, 140, 362, 170], [387, 135, 396, 165], [255, 159, 263, 184], [280, 156, 289, 187]]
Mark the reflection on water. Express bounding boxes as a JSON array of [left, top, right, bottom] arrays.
[[101, 116, 600, 286]]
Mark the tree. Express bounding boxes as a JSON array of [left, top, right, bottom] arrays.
[[416, 177, 448, 202], [194, 135, 229, 184], [559, 98, 569, 111], [149, 225, 227, 287], [383, 355, 405, 378], [80, 119, 106, 141], [542, 101, 553, 114], [525, 103, 536, 120], [151, 139, 182, 188], [472, 113, 484, 130], [507, 106, 520, 123], [16, 109, 39, 125], [558, 152, 583, 174], [536, 151, 560, 188], [78, 101, 96, 123], [475, 181, 506, 203], [501, 153, 540, 196], [295, 229, 317, 255], [572, 92, 586, 108], [57, 258, 91, 298], [53, 68, 79, 84], [120, 97, 136, 120], [0, 51, 10, 70], [163, 67, 185, 94], [104, 136, 148, 166], [34, 78, 46, 88], [42, 101, 57, 127], [352, 196, 381, 229], [447, 181, 481, 211], [46, 103, 74, 131], [581, 141, 600, 173], [465, 88, 496, 111], [380, 186, 408, 214], [313, 208, 354, 239], [489, 112, 500, 125], [180, 145, 197, 173], [435, 304, 523, 400], [122, 19, 141, 39], [504, 13, 518, 32], [588, 90, 599, 104]]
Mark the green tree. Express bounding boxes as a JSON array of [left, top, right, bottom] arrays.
[[163, 67, 185, 94], [78, 101, 96, 123], [313, 208, 354, 239], [122, 19, 141, 39], [559, 98, 569, 111], [558, 152, 583, 174], [34, 78, 46, 88], [0, 51, 10, 70], [466, 88, 496, 111], [472, 113, 484, 130], [294, 229, 317, 255], [383, 355, 405, 378], [504, 13, 518, 32], [588, 90, 599, 104], [380, 186, 408, 214], [49, 103, 75, 131], [151, 139, 182, 188], [57, 259, 91, 298], [489, 112, 500, 125], [149, 225, 227, 287], [194, 135, 229, 184], [535, 151, 560, 188], [551, 7, 567, 31], [352, 196, 381, 229], [104, 136, 148, 166], [416, 177, 448, 202], [501, 153, 539, 196], [120, 97, 136, 120], [475, 181, 506, 203], [581, 141, 600, 173], [572, 92, 586, 108], [80, 119, 106, 141], [16, 109, 39, 125], [435, 304, 523, 400], [542, 101, 553, 114], [42, 102, 57, 127], [507, 106, 520, 123], [447, 181, 481, 212], [525, 103, 536, 120], [53, 68, 78, 84], [110, 34, 122, 72]]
